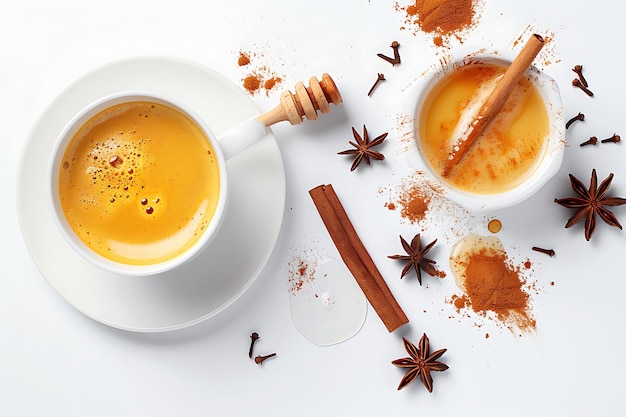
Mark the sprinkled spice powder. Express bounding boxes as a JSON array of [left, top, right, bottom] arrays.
[[449, 234, 536, 333], [264, 76, 282, 90], [386, 176, 432, 224], [238, 51, 251, 66], [394, 0, 479, 46], [394, 113, 414, 152], [403, 193, 429, 222], [380, 171, 477, 242], [243, 75, 262, 94], [287, 257, 317, 295], [237, 49, 284, 96]]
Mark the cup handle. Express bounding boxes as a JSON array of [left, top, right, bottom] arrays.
[[217, 118, 268, 160]]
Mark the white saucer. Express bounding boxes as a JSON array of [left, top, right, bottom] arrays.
[[16, 57, 286, 332]]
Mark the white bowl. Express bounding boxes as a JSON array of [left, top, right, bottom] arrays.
[[405, 49, 565, 211]]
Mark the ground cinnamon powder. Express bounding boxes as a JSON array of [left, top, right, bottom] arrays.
[[237, 50, 284, 95], [264, 76, 282, 90], [396, 0, 478, 45], [451, 247, 536, 332], [288, 257, 316, 295], [398, 185, 430, 223], [243, 75, 261, 94], [410, 0, 474, 34], [238, 52, 251, 66], [383, 178, 432, 224]]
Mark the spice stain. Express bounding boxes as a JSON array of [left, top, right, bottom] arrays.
[[382, 173, 432, 225], [449, 234, 536, 334], [380, 171, 478, 242], [400, 187, 430, 223], [243, 75, 261, 94], [236, 49, 284, 96], [393, 112, 415, 153], [287, 256, 317, 295], [238, 51, 251, 66], [394, 0, 481, 47]]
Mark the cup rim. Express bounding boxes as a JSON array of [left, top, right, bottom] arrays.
[[405, 48, 565, 211], [48, 91, 229, 276]]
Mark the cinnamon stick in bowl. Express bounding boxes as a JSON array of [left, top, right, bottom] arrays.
[[309, 184, 408, 332], [442, 33, 545, 177]]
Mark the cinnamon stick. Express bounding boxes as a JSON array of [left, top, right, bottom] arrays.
[[442, 33, 545, 177], [309, 184, 408, 332]]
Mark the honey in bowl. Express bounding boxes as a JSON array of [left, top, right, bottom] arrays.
[[57, 101, 221, 266], [418, 62, 549, 194]]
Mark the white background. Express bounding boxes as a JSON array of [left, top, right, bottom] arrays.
[[2, 1, 625, 415]]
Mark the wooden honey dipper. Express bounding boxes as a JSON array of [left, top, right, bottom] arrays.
[[257, 73, 343, 126], [218, 73, 343, 159]]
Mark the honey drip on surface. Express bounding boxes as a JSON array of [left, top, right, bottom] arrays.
[[488, 218, 502, 233]]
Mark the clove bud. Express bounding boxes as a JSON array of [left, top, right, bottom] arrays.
[[565, 112, 584, 129], [377, 41, 401, 66], [248, 332, 260, 358], [254, 353, 277, 365]]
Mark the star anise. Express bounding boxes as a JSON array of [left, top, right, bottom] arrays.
[[388, 234, 437, 285], [554, 169, 626, 241], [391, 333, 449, 392], [338, 125, 387, 171]]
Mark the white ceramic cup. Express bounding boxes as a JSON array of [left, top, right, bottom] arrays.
[[405, 49, 565, 211], [49, 92, 267, 276]]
